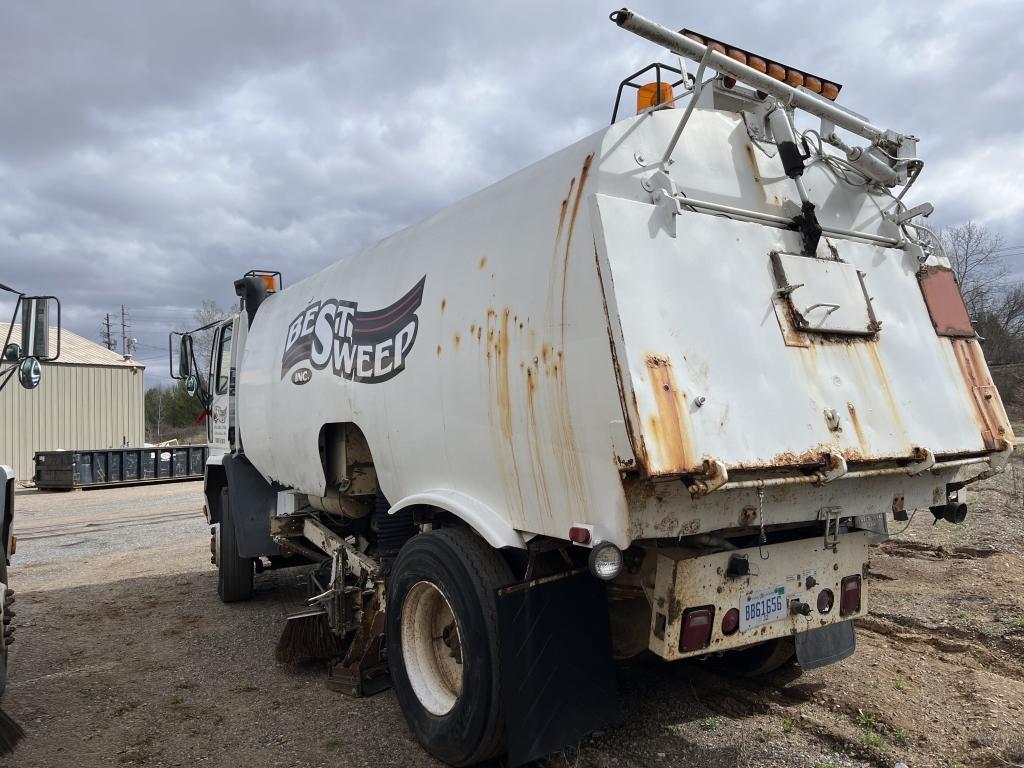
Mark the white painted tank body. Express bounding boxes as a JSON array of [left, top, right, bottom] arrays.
[[237, 106, 1013, 549]]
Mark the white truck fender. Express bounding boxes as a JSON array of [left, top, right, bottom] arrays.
[[389, 489, 527, 550]]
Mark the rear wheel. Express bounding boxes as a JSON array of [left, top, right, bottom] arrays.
[[217, 488, 253, 603], [714, 637, 797, 677], [0, 557, 10, 696], [386, 527, 512, 766]]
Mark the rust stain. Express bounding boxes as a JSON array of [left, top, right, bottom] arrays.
[[644, 354, 697, 473], [453, 332, 461, 350], [469, 323, 476, 335], [560, 153, 595, 338], [478, 255, 487, 270], [494, 307, 513, 439], [744, 142, 761, 184], [951, 337, 1013, 448], [436, 344, 442, 358], [440, 298, 447, 314], [846, 401, 868, 452]]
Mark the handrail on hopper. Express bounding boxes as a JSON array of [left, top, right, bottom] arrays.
[[609, 8, 901, 147]]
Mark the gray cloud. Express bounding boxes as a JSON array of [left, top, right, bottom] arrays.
[[2, 0, 1022, 383]]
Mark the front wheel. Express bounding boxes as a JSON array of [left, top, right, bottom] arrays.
[[217, 488, 253, 603], [386, 527, 512, 767]]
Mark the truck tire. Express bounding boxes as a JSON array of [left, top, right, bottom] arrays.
[[217, 488, 253, 603], [386, 527, 512, 767], [715, 637, 797, 677], [0, 556, 9, 696]]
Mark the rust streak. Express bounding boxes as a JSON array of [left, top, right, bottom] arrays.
[[951, 337, 1013, 448], [478, 255, 487, 270], [453, 332, 461, 350], [440, 298, 446, 314], [846, 401, 868, 452], [644, 354, 696, 473]]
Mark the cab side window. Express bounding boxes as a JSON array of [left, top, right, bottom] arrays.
[[215, 324, 233, 395]]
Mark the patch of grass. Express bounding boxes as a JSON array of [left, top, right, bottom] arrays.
[[699, 716, 719, 732], [979, 625, 996, 637], [855, 711, 880, 730], [870, 678, 881, 689], [322, 736, 346, 751], [894, 728, 910, 746], [894, 677, 911, 691], [814, 762, 839, 768], [168, 694, 183, 706], [861, 731, 887, 750], [782, 718, 796, 733], [1001, 616, 1024, 628]]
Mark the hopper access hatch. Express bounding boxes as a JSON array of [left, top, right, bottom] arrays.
[[771, 251, 880, 336]]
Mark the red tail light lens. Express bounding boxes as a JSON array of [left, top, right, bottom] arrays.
[[840, 575, 862, 616], [816, 588, 834, 614], [680, 606, 715, 652], [568, 526, 591, 545], [721, 607, 740, 635]]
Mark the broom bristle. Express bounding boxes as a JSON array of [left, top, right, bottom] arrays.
[[275, 611, 346, 664], [0, 707, 25, 755]]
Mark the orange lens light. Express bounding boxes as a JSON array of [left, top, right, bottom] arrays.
[[636, 82, 674, 113], [804, 76, 822, 94], [747, 55, 767, 74], [822, 82, 840, 100], [727, 48, 746, 65], [258, 274, 278, 293], [767, 62, 786, 81], [785, 70, 805, 87]]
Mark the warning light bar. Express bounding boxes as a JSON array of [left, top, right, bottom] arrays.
[[681, 29, 842, 101]]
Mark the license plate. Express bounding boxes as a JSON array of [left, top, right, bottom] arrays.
[[740, 586, 786, 631]]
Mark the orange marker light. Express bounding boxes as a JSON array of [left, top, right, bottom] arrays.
[[822, 82, 840, 100], [637, 82, 674, 113], [767, 62, 786, 81], [785, 70, 805, 87], [747, 56, 767, 74], [804, 76, 822, 94]]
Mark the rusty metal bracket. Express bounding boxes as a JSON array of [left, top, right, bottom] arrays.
[[326, 594, 390, 697], [906, 446, 936, 476], [814, 452, 848, 484], [688, 458, 729, 498], [818, 506, 843, 550]]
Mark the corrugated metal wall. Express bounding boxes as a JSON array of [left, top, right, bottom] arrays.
[[0, 364, 145, 480]]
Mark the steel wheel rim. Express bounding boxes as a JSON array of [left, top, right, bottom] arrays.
[[401, 580, 463, 716]]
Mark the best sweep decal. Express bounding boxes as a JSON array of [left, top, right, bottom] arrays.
[[280, 277, 426, 384]]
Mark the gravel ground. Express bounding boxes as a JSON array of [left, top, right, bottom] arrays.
[[1, 468, 1022, 768]]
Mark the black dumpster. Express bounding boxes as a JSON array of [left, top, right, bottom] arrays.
[[33, 445, 208, 490]]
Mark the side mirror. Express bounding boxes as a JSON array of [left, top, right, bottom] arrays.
[[18, 357, 41, 390], [185, 374, 199, 398], [2, 343, 20, 362], [20, 297, 51, 359], [179, 334, 193, 378]]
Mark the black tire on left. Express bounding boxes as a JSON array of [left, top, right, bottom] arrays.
[[386, 527, 513, 767], [217, 487, 254, 603]]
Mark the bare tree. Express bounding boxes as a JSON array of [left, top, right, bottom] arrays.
[[190, 300, 226, 383], [942, 221, 1007, 317]]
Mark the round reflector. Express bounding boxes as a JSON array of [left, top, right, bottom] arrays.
[[588, 542, 623, 581], [721, 607, 740, 635], [817, 588, 835, 614]]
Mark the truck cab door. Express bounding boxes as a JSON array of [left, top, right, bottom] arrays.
[[207, 319, 236, 456]]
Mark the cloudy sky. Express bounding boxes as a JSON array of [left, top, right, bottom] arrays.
[[2, 0, 1022, 385]]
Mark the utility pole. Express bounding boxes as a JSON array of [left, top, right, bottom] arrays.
[[100, 313, 115, 350], [120, 304, 134, 358]]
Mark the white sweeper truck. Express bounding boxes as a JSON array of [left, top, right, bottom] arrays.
[[171, 10, 1015, 766]]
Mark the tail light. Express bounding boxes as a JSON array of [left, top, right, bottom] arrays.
[[840, 575, 862, 616], [816, 588, 834, 614], [721, 607, 740, 636], [680, 606, 715, 652]]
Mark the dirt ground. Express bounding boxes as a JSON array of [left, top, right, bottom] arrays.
[[2, 462, 1023, 768]]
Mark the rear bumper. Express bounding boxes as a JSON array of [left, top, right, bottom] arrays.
[[648, 531, 869, 660]]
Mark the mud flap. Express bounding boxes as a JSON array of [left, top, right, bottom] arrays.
[[497, 570, 619, 767], [222, 453, 280, 558], [795, 620, 855, 670]]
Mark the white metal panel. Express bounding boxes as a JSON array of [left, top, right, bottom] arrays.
[[592, 193, 996, 476], [772, 252, 875, 335]]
